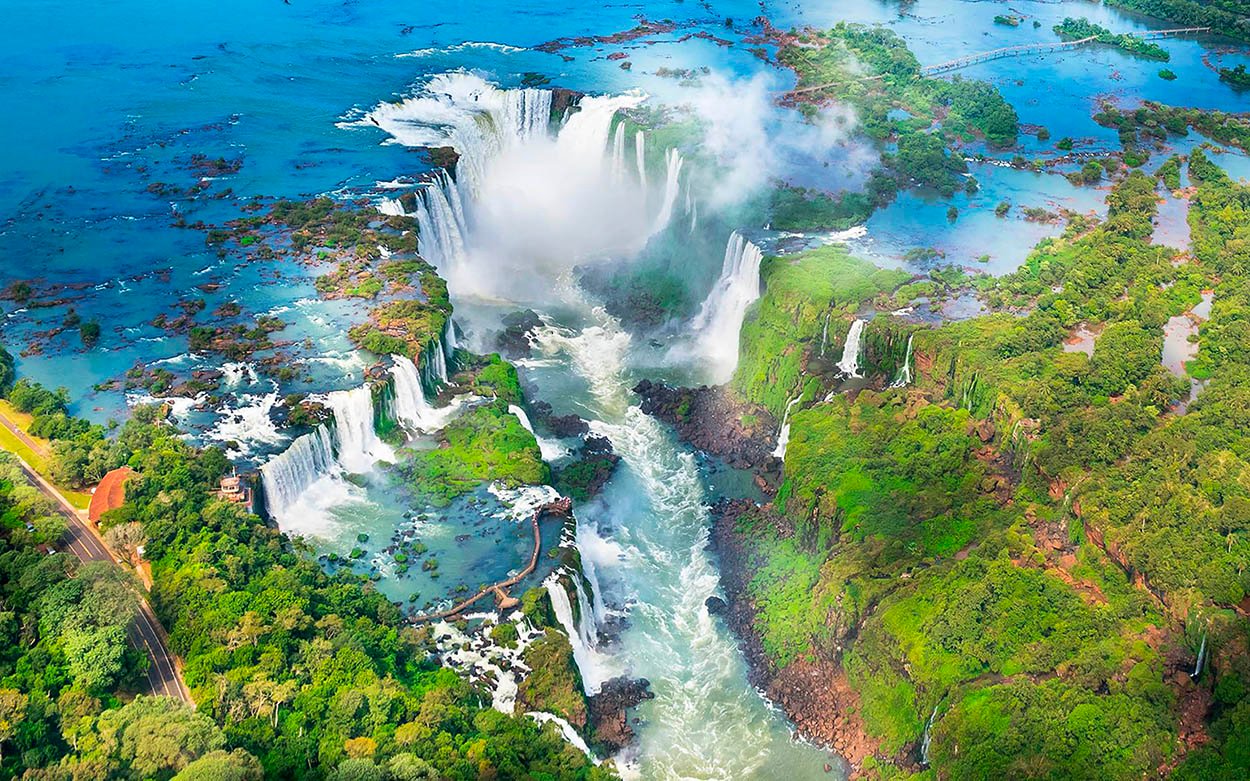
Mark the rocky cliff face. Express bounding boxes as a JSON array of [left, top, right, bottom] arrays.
[[708, 499, 878, 772]]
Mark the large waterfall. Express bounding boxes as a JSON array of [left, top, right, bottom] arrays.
[[390, 355, 437, 432], [508, 403, 567, 461], [413, 170, 470, 272], [545, 573, 611, 694], [837, 319, 867, 378], [650, 147, 685, 235], [260, 425, 336, 521], [362, 72, 684, 299], [691, 232, 764, 383], [326, 386, 393, 473], [260, 383, 391, 523]]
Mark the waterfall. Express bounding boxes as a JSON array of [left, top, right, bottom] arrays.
[[378, 197, 408, 217], [389, 355, 436, 432], [260, 425, 336, 520], [326, 385, 393, 473], [837, 319, 867, 378], [545, 573, 608, 693], [443, 318, 459, 359], [1192, 632, 1207, 679], [526, 712, 599, 763], [420, 337, 450, 393], [650, 148, 684, 234], [890, 333, 915, 388], [635, 130, 647, 195], [573, 576, 599, 650], [771, 396, 801, 460], [574, 519, 612, 623], [611, 122, 627, 184], [691, 232, 765, 383], [414, 170, 470, 273], [500, 87, 554, 143], [508, 403, 568, 461], [920, 704, 939, 766], [819, 312, 831, 356]]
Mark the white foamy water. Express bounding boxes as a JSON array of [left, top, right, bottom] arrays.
[[508, 403, 568, 461], [689, 231, 765, 383], [537, 317, 832, 778], [360, 72, 683, 301]]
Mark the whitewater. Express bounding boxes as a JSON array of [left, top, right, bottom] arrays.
[[360, 72, 833, 777]]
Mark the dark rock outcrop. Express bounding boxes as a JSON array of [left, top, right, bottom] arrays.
[[633, 379, 780, 485], [530, 400, 590, 437], [496, 309, 544, 358], [587, 676, 654, 752]]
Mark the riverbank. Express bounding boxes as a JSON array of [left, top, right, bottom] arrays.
[[709, 498, 877, 774]]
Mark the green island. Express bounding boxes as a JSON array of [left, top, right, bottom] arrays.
[[1105, 0, 1250, 41], [1053, 18, 1172, 61], [766, 23, 1018, 231]]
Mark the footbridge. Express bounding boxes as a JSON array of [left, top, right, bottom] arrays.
[[920, 27, 1210, 76]]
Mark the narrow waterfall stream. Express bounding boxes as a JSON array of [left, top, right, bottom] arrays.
[[836, 319, 867, 378]]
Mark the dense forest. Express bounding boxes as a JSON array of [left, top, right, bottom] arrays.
[[723, 151, 1250, 778], [0, 379, 610, 780]]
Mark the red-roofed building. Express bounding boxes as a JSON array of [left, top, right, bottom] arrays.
[[88, 466, 135, 525]]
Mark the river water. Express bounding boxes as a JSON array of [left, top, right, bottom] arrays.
[[6, 1, 1250, 778]]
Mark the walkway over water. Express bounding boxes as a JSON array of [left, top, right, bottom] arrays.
[[920, 27, 1211, 76], [409, 497, 572, 624]]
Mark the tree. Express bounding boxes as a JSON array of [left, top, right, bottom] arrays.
[[63, 625, 128, 693], [172, 749, 264, 781], [32, 514, 67, 546], [96, 696, 226, 777], [0, 689, 27, 762], [104, 522, 147, 564]]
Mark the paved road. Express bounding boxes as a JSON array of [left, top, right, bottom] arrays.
[[13, 456, 193, 704]]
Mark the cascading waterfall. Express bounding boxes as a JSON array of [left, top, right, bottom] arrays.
[[413, 170, 470, 272], [378, 197, 408, 217], [574, 520, 613, 624], [365, 72, 829, 776], [649, 148, 684, 234], [527, 713, 599, 763], [691, 232, 764, 383], [837, 318, 867, 378], [420, 336, 450, 393], [545, 573, 610, 693], [508, 403, 567, 461], [920, 704, 939, 766], [573, 576, 599, 651], [611, 122, 627, 184], [819, 312, 832, 356], [327, 385, 393, 473], [1192, 632, 1207, 679], [443, 318, 459, 358], [771, 395, 801, 460], [635, 130, 647, 197], [260, 425, 336, 520], [389, 355, 436, 432], [890, 333, 915, 388]]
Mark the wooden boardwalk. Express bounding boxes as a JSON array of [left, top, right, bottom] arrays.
[[409, 497, 572, 624], [920, 27, 1211, 76]]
